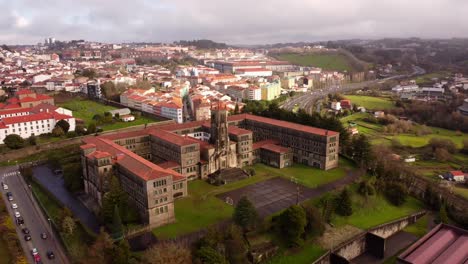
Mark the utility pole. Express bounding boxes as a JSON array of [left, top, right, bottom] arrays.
[[291, 177, 301, 205]]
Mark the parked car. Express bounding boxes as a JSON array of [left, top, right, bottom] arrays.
[[34, 254, 41, 264], [22, 227, 30, 234], [14, 211, 20, 218], [46, 251, 55, 259], [40, 233, 48, 240], [16, 216, 24, 225], [11, 203, 18, 209], [24, 234, 31, 241]]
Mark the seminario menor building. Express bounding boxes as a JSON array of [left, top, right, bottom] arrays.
[[80, 108, 340, 226]]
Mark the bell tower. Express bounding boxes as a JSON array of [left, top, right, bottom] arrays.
[[210, 105, 230, 170]]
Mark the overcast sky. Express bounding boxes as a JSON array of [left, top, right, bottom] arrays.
[[2, 0, 468, 45]]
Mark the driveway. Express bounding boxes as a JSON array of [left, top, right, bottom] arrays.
[[33, 166, 100, 233]]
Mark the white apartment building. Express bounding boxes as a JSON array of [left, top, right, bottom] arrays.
[[0, 111, 76, 144]]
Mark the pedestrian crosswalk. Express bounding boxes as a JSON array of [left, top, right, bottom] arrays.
[[2, 171, 19, 178]]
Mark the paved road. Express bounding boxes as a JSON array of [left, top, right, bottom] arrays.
[[1, 166, 69, 264], [33, 166, 100, 233], [281, 66, 426, 112]]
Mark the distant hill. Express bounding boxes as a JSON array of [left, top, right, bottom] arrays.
[[175, 39, 228, 49]]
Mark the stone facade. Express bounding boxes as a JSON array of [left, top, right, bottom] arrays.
[[80, 111, 339, 228]]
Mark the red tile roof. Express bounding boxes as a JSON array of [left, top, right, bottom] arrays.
[[450, 171, 465, 176], [16, 89, 35, 95], [150, 129, 199, 146], [261, 144, 290, 154], [0, 107, 32, 116], [252, 139, 280, 150], [240, 114, 339, 136], [83, 137, 184, 182], [1, 112, 55, 124]]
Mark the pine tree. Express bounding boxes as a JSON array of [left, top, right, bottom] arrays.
[[335, 188, 353, 216], [278, 205, 307, 247], [232, 196, 258, 232], [225, 225, 248, 264], [439, 203, 449, 224], [303, 204, 325, 238], [111, 205, 124, 240]]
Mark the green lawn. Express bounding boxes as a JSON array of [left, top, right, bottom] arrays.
[[153, 172, 276, 239], [403, 215, 429, 238], [250, 158, 353, 188], [266, 242, 325, 264], [344, 95, 395, 110], [332, 192, 424, 229], [153, 160, 357, 239], [453, 185, 468, 199], [387, 127, 468, 149], [273, 53, 355, 72], [58, 98, 159, 131]]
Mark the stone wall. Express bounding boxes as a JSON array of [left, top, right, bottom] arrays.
[[333, 232, 367, 261], [368, 211, 426, 239], [312, 211, 426, 264]]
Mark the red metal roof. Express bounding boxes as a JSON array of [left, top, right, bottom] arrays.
[[398, 224, 468, 264], [450, 171, 465, 176]]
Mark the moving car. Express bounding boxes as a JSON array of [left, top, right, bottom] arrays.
[[31, 248, 38, 256], [34, 254, 41, 264], [40, 233, 48, 240], [22, 227, 30, 234], [46, 251, 55, 259], [3, 184, 8, 190], [14, 211, 20, 218], [24, 234, 31, 241], [11, 203, 18, 209]]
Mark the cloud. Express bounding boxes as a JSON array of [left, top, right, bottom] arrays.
[[1, 0, 468, 45]]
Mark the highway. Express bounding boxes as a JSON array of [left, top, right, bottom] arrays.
[[1, 165, 69, 264], [281, 66, 426, 112]]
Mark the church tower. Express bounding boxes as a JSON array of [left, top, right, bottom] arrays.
[[210, 105, 231, 170]]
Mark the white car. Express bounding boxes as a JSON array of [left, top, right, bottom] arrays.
[[3, 184, 8, 190], [14, 211, 20, 218], [11, 203, 18, 209], [31, 248, 38, 256]]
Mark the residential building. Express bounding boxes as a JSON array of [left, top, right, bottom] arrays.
[[0, 105, 75, 143], [261, 81, 281, 101]]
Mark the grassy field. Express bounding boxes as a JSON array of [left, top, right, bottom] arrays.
[[273, 53, 354, 72], [58, 98, 158, 131], [332, 192, 424, 229], [344, 95, 395, 110], [415, 72, 449, 85], [153, 160, 357, 239], [250, 158, 353, 188], [403, 215, 429, 238], [453, 185, 468, 199], [266, 242, 325, 264], [387, 127, 468, 149]]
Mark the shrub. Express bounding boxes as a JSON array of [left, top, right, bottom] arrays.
[[4, 134, 25, 149], [335, 188, 353, 216], [384, 182, 407, 206]]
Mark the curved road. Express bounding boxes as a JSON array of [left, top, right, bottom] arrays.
[[281, 66, 426, 112]]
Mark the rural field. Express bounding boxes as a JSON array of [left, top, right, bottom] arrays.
[[57, 98, 160, 130], [273, 52, 355, 72], [344, 95, 395, 110]]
